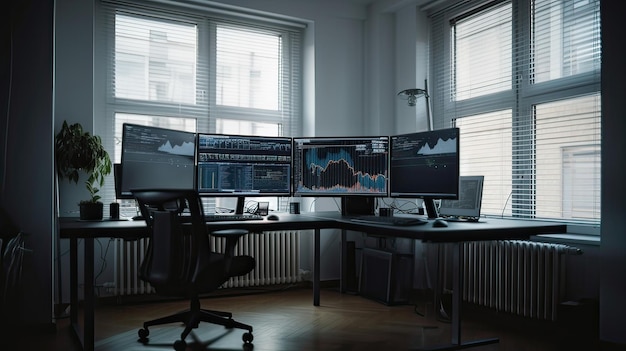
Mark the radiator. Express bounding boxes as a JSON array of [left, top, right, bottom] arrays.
[[112, 230, 301, 296], [461, 240, 581, 321]]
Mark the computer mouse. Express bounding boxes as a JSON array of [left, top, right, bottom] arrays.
[[267, 214, 279, 221], [433, 218, 448, 227]]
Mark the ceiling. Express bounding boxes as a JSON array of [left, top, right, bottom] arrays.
[[342, 0, 433, 6], [292, 0, 433, 6]]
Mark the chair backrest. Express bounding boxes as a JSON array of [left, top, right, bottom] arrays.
[[132, 189, 211, 291]]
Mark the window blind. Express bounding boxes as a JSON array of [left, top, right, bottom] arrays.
[[96, 0, 303, 214], [429, 0, 601, 224]]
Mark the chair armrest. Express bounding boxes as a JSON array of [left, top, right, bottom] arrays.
[[211, 229, 248, 257]]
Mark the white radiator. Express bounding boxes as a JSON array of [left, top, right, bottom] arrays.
[[462, 240, 581, 321], [112, 230, 301, 296]]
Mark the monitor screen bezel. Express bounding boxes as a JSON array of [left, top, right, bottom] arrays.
[[292, 135, 390, 197], [389, 127, 460, 200], [195, 132, 293, 197]]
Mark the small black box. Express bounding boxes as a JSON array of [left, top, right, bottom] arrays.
[[341, 196, 375, 216], [379, 208, 393, 217], [109, 203, 119, 219], [289, 202, 300, 214]]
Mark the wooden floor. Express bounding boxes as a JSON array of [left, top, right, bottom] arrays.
[[4, 285, 598, 351]]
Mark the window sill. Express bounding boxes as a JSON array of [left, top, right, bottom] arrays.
[[531, 233, 600, 247]]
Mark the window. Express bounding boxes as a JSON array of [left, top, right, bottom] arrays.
[[96, 1, 303, 213], [430, 0, 601, 225]]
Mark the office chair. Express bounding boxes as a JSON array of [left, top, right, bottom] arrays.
[[132, 189, 255, 351]]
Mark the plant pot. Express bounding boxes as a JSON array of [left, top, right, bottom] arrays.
[[80, 202, 104, 220]]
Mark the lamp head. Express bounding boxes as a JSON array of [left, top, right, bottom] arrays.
[[397, 88, 428, 106]]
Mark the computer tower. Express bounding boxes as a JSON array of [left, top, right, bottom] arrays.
[[359, 248, 413, 305]]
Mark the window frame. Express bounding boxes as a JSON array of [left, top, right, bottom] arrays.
[[429, 0, 601, 229], [94, 0, 303, 213]]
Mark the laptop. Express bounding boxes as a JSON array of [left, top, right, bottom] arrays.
[[438, 175, 484, 222]]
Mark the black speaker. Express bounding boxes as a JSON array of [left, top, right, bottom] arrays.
[[256, 202, 269, 216], [341, 196, 375, 216], [359, 248, 412, 305]]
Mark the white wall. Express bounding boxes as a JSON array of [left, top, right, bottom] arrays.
[[55, 0, 96, 216]]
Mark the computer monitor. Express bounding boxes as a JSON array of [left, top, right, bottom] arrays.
[[438, 175, 484, 221], [292, 136, 389, 197], [196, 133, 292, 213], [390, 128, 460, 218], [120, 123, 196, 196]]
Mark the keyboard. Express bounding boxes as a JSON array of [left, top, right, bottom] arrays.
[[349, 215, 428, 226], [203, 214, 264, 222]]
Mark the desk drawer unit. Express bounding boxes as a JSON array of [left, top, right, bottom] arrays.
[[112, 230, 301, 295]]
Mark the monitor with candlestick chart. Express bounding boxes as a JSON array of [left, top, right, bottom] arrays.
[[292, 136, 389, 197]]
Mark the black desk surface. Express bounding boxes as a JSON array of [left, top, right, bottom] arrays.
[[59, 211, 566, 243], [313, 212, 567, 242], [58, 213, 337, 239]]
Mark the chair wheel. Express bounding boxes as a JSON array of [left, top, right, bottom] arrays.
[[138, 328, 149, 340], [242, 332, 254, 344], [174, 339, 187, 351]]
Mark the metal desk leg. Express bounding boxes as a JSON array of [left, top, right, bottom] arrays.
[[418, 243, 498, 351], [313, 228, 320, 306], [451, 242, 462, 345], [84, 237, 95, 351], [340, 229, 347, 293], [69, 238, 79, 342], [68, 237, 95, 351]]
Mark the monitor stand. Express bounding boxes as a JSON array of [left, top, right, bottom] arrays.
[[341, 196, 375, 216], [235, 196, 246, 215], [423, 197, 439, 219]]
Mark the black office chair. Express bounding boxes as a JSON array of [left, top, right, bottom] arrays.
[[132, 189, 255, 351]]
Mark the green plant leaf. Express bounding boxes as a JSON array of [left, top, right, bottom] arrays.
[[55, 120, 112, 202]]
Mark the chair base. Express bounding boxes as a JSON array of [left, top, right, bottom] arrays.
[[137, 297, 253, 348]]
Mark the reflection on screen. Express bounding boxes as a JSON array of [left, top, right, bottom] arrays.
[[120, 123, 196, 196]]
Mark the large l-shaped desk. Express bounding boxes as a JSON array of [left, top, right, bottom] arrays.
[[59, 211, 566, 351]]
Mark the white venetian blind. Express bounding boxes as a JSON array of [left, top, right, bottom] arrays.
[[211, 21, 302, 140], [428, 0, 601, 224], [96, 0, 303, 213]]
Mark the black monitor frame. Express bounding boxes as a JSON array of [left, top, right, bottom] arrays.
[[196, 133, 292, 214], [120, 123, 196, 197], [389, 127, 460, 218], [113, 163, 134, 199], [292, 136, 390, 197]]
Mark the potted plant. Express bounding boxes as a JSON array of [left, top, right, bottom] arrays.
[[55, 120, 112, 220]]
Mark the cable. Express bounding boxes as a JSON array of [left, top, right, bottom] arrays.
[[94, 238, 112, 283], [308, 198, 317, 212], [501, 191, 513, 217], [2, 18, 14, 199], [332, 197, 341, 212]]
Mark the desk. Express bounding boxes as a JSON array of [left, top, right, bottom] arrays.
[[59, 214, 336, 351], [59, 212, 566, 351]]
